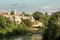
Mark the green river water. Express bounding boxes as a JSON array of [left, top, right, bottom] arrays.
[[0, 34, 42, 40]]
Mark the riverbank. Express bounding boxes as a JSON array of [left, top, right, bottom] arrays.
[[0, 33, 42, 40]]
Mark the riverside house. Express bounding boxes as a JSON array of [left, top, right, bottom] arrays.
[[0, 11, 43, 27]]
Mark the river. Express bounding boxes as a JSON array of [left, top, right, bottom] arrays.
[[0, 34, 42, 40]]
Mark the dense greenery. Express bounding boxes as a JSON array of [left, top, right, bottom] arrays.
[[33, 11, 50, 26], [33, 11, 44, 21], [43, 12, 50, 26], [0, 11, 60, 40], [0, 15, 15, 37], [21, 19, 32, 27], [43, 11, 60, 40], [12, 19, 33, 35]]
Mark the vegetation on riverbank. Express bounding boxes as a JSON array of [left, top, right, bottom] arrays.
[[0, 11, 60, 40], [42, 11, 60, 40]]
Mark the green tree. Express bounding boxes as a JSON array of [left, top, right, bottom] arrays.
[[12, 19, 33, 35], [10, 10, 14, 15], [13, 23, 29, 35], [0, 15, 15, 37], [43, 11, 60, 40], [21, 19, 32, 27], [43, 12, 50, 26], [22, 12, 31, 16], [33, 11, 44, 22], [45, 12, 48, 15]]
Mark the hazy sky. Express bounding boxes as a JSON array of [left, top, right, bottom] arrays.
[[0, 0, 60, 14]]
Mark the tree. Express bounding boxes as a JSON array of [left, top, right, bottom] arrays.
[[33, 11, 44, 22], [13, 23, 29, 35], [0, 15, 15, 37], [10, 10, 14, 15], [22, 12, 31, 16], [21, 19, 32, 27], [45, 12, 48, 15], [43, 12, 50, 26], [33, 11, 50, 26], [43, 11, 60, 40]]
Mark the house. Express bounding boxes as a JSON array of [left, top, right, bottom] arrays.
[[14, 15, 21, 24], [32, 21, 43, 27], [0, 11, 43, 26], [9, 14, 21, 24], [30, 17, 43, 27], [19, 13, 30, 20], [30, 16, 35, 22], [0, 11, 22, 24], [0, 11, 10, 18]]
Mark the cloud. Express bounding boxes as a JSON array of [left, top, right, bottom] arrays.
[[41, 6, 52, 9], [10, 4, 19, 6], [10, 3, 27, 6]]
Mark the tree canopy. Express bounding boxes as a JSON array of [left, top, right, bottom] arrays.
[[21, 19, 32, 27], [10, 10, 15, 15], [0, 15, 15, 37], [33, 11, 44, 21], [43, 11, 60, 40]]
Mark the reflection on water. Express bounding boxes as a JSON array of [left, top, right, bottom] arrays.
[[0, 34, 42, 40]]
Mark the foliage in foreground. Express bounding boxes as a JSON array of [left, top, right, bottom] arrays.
[[42, 11, 60, 40], [0, 15, 15, 37]]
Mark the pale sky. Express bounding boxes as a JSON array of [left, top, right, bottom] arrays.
[[0, 0, 60, 14]]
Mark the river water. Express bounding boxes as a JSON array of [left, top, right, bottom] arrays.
[[0, 34, 42, 40]]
